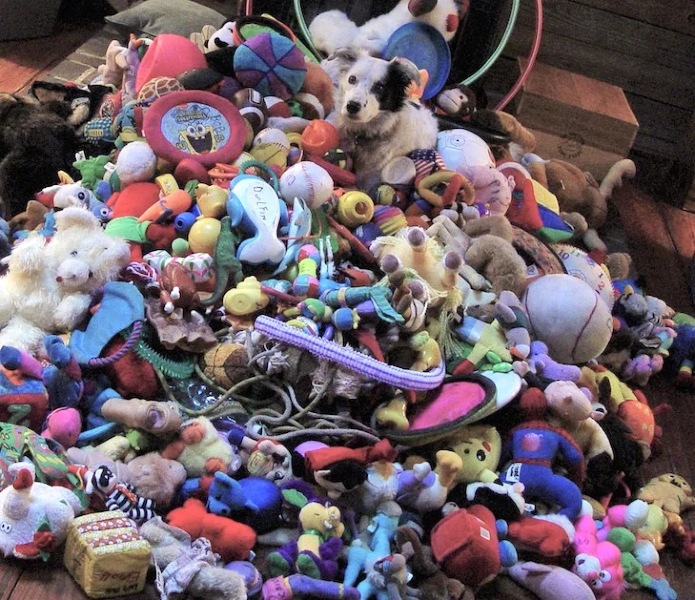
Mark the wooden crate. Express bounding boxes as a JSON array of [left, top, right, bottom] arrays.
[[515, 58, 639, 179]]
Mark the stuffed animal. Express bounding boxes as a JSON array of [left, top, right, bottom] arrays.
[[524, 156, 636, 252], [89, 465, 156, 525], [637, 473, 695, 534], [394, 525, 473, 600], [166, 498, 256, 563], [506, 561, 594, 600], [268, 500, 345, 580], [447, 424, 502, 484], [140, 516, 247, 600], [0, 463, 81, 560], [499, 417, 585, 521], [527, 341, 581, 382], [309, 0, 462, 57], [572, 515, 624, 599], [67, 448, 186, 510], [494, 290, 532, 359], [396, 451, 462, 513], [0, 207, 129, 353], [162, 416, 236, 477], [100, 397, 182, 435]]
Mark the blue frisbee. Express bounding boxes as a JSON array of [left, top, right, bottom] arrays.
[[382, 22, 451, 100]]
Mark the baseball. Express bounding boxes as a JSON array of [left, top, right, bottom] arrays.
[[280, 161, 334, 209]]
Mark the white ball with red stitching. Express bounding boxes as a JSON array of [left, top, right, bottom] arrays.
[[523, 274, 613, 365], [279, 161, 334, 209]]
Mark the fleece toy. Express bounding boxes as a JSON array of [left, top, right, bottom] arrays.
[[0, 463, 81, 560], [167, 498, 256, 563], [309, 0, 462, 57], [506, 561, 594, 600], [572, 515, 624, 599], [0, 207, 130, 353], [89, 465, 156, 525], [141, 516, 247, 600]]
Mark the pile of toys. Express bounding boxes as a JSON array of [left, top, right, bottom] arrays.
[[1, 4, 695, 600]]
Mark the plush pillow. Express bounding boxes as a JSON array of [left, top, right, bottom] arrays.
[[105, 0, 227, 38]]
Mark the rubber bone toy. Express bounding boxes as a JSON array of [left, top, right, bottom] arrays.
[[226, 173, 288, 265]]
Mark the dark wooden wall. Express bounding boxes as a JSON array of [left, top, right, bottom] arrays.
[[484, 0, 695, 205]]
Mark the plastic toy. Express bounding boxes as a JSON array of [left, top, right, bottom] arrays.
[[0, 463, 81, 560], [141, 516, 247, 600], [523, 274, 613, 364], [195, 183, 228, 218], [188, 217, 222, 255], [100, 398, 182, 434], [227, 172, 288, 265], [300, 120, 340, 156], [223, 276, 270, 316], [143, 90, 246, 167]]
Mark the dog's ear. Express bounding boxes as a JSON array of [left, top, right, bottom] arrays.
[[389, 58, 422, 88], [324, 47, 361, 76]]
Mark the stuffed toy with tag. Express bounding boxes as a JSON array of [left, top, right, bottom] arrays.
[[309, 0, 463, 57], [0, 463, 81, 560]]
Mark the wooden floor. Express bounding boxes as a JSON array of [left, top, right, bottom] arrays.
[[1, 6, 695, 599]]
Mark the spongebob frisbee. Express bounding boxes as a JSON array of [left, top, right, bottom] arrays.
[[144, 90, 246, 167]]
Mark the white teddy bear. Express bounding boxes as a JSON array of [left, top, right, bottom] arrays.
[[309, 0, 462, 57], [0, 207, 130, 353]]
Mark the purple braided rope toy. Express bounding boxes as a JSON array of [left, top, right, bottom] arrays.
[[88, 320, 144, 368], [254, 316, 445, 391]]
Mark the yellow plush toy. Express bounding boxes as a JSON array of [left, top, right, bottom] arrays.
[[447, 424, 502, 484]]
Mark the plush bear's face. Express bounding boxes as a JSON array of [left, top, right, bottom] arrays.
[[449, 424, 502, 483], [48, 207, 129, 292], [658, 473, 693, 497]]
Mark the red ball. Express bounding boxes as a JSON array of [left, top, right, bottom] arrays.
[[301, 120, 340, 156]]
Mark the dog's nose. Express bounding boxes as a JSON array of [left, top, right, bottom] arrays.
[[346, 101, 361, 115]]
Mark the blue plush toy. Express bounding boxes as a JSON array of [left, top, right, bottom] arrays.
[[499, 419, 585, 521]]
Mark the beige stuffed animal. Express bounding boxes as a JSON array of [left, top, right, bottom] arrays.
[[0, 207, 129, 353]]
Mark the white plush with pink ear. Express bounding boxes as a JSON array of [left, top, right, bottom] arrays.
[[0, 207, 130, 353], [309, 0, 462, 57]]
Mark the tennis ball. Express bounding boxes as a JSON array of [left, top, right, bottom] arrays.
[[523, 274, 613, 364], [250, 142, 288, 169]]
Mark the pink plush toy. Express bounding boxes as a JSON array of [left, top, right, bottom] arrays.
[[573, 515, 625, 599], [42, 407, 82, 449], [597, 500, 650, 542]]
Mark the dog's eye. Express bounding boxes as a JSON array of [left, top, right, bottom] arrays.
[[71, 250, 78, 256], [373, 83, 385, 95], [348, 75, 357, 85]]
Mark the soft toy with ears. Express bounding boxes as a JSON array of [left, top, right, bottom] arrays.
[[524, 156, 636, 252], [309, 0, 463, 57], [0, 207, 129, 353], [637, 474, 695, 534]]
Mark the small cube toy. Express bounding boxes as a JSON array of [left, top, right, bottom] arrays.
[[64, 511, 151, 598]]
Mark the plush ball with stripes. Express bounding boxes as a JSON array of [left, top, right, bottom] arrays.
[[233, 32, 307, 100], [523, 274, 613, 365]]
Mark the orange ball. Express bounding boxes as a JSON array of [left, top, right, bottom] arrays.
[[301, 120, 340, 156]]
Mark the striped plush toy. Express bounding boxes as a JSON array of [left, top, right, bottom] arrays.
[[90, 466, 156, 525]]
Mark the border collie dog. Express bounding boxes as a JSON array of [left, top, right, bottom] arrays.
[[327, 49, 439, 191]]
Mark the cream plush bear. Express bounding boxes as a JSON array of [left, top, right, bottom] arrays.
[[0, 207, 130, 353]]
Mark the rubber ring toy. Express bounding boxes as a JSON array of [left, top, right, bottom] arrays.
[[336, 191, 375, 228], [143, 90, 246, 167], [416, 171, 475, 207]]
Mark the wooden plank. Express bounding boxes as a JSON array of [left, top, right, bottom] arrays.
[[660, 204, 695, 276], [504, 23, 695, 110], [515, 0, 695, 76], [569, 0, 695, 38], [611, 184, 693, 314], [0, 561, 22, 600], [624, 94, 692, 149]]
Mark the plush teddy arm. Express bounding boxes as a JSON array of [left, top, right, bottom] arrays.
[[54, 293, 92, 331]]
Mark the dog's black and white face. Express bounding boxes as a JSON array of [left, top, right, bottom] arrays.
[[332, 51, 421, 126]]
